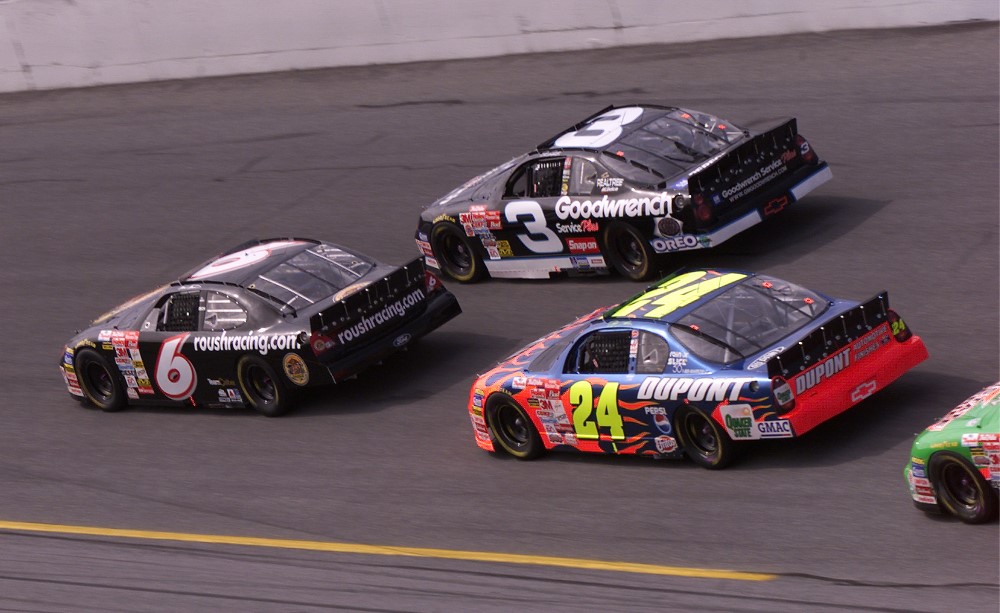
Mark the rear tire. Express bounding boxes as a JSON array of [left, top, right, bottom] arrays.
[[430, 222, 486, 283], [674, 408, 739, 469], [237, 355, 291, 417], [486, 395, 543, 460], [75, 348, 126, 412], [602, 222, 656, 281], [929, 452, 999, 524]]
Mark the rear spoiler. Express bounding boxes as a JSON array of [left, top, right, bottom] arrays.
[[309, 258, 429, 356], [689, 118, 800, 202], [767, 292, 891, 379]]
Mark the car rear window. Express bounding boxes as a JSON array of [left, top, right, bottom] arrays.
[[252, 244, 376, 308], [671, 275, 829, 364]]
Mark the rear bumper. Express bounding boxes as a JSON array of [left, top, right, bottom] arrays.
[[652, 162, 833, 254], [316, 291, 461, 382], [784, 334, 928, 436]]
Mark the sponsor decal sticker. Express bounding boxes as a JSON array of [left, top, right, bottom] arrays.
[[194, 333, 301, 356], [566, 237, 600, 254], [850, 379, 878, 403], [637, 376, 751, 403], [655, 435, 678, 453], [282, 353, 310, 386], [651, 235, 700, 253], [554, 219, 600, 234], [332, 288, 426, 346], [747, 347, 784, 371], [554, 193, 671, 220]]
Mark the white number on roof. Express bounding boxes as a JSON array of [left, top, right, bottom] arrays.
[[553, 107, 644, 149], [188, 241, 304, 280]]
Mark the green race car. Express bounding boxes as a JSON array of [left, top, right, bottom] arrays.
[[905, 382, 1000, 524]]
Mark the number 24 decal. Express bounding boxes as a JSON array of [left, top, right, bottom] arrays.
[[504, 200, 562, 254], [569, 380, 624, 440]]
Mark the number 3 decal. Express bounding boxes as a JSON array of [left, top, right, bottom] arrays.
[[505, 200, 562, 254], [156, 333, 197, 400]]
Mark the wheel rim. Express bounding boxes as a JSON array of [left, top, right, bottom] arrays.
[[248, 365, 276, 403], [941, 463, 982, 509], [610, 227, 645, 270], [84, 362, 113, 401], [496, 404, 529, 448], [683, 413, 718, 456], [440, 233, 473, 274]]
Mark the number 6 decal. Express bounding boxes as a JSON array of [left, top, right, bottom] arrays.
[[505, 200, 563, 254], [156, 333, 197, 400]]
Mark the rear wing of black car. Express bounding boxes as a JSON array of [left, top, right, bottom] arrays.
[[688, 118, 803, 222], [766, 292, 891, 379], [308, 258, 429, 358]]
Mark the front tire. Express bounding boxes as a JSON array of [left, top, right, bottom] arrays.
[[237, 355, 291, 417], [430, 222, 486, 283], [486, 395, 543, 460], [602, 222, 657, 281], [675, 408, 739, 469], [929, 452, 999, 524], [75, 348, 127, 412]]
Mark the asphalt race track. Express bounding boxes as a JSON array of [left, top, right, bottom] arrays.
[[0, 23, 997, 612]]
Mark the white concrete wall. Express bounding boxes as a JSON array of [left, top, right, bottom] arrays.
[[1, 0, 996, 93]]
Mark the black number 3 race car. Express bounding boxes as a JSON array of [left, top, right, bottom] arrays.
[[415, 104, 832, 282], [60, 238, 461, 416]]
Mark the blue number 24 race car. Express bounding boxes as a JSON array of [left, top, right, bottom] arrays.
[[468, 269, 928, 469]]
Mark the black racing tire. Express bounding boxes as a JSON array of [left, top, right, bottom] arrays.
[[674, 408, 740, 470], [486, 394, 544, 460], [237, 355, 291, 417], [429, 221, 486, 283], [928, 452, 999, 524], [75, 348, 127, 412], [602, 222, 657, 281]]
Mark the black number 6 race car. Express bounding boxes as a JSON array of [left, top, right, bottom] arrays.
[[60, 238, 461, 416], [415, 104, 832, 282]]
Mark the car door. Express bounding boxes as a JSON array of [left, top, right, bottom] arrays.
[[138, 289, 251, 406], [560, 327, 679, 455], [496, 157, 567, 259]]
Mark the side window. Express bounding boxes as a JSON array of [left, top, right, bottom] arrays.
[[529, 159, 565, 198], [568, 157, 600, 196], [504, 165, 529, 198], [567, 330, 632, 375], [636, 331, 670, 374], [157, 292, 201, 332], [202, 291, 248, 332]]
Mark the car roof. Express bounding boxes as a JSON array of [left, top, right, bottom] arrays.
[[536, 104, 748, 182], [605, 269, 756, 323], [180, 238, 321, 286]]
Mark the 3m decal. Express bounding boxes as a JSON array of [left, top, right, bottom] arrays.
[[569, 381, 624, 441], [155, 334, 197, 400], [613, 271, 747, 318]]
